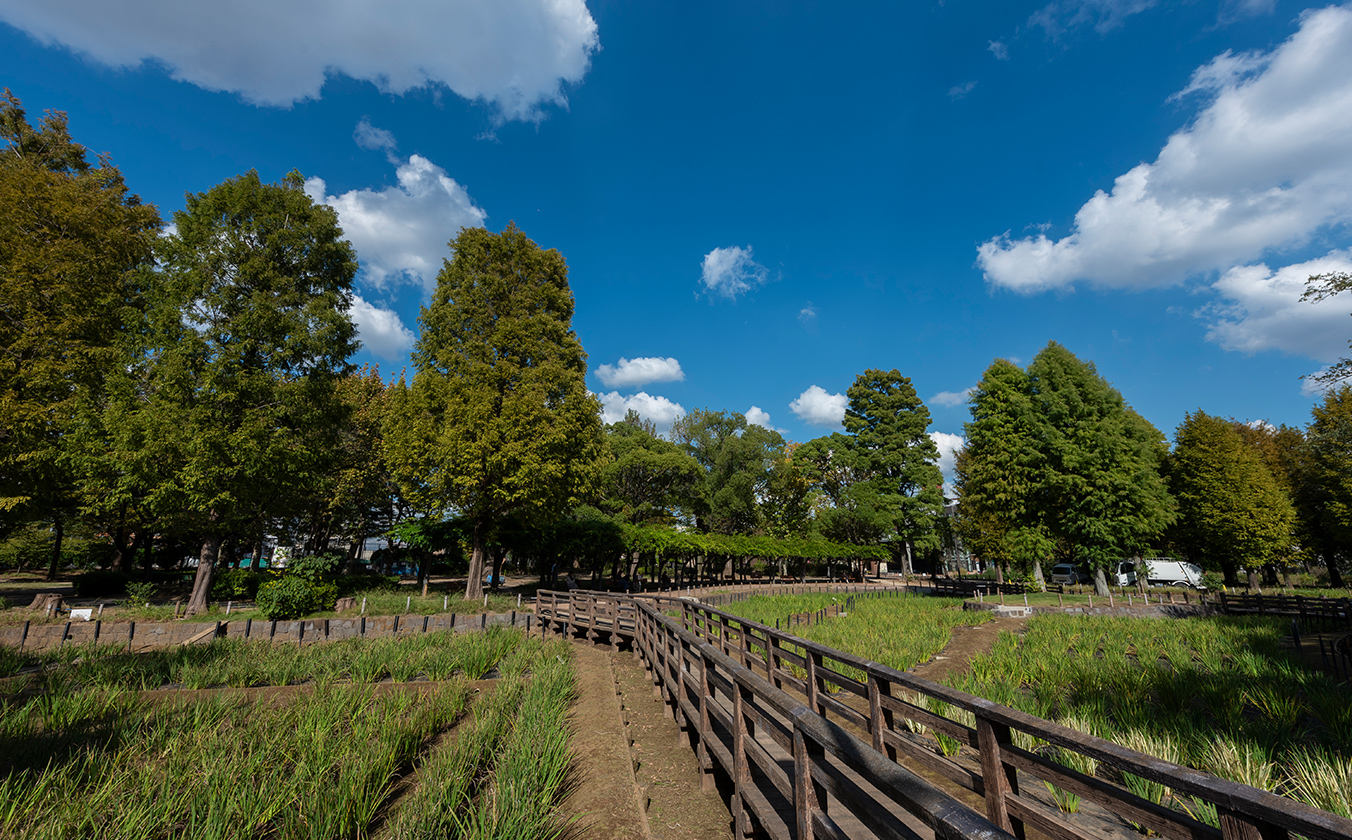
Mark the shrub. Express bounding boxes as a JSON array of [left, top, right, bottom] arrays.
[[125, 580, 158, 604], [211, 569, 269, 600], [335, 572, 398, 597], [255, 576, 338, 620], [287, 553, 342, 582], [71, 570, 129, 597]]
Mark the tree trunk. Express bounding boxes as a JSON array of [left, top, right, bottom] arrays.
[[994, 562, 1005, 586], [491, 547, 506, 592], [465, 518, 487, 601], [110, 526, 129, 572], [250, 539, 264, 572], [1327, 559, 1344, 589], [1246, 568, 1259, 592], [1093, 566, 1110, 596], [903, 541, 915, 578], [1032, 559, 1047, 592], [46, 518, 64, 581], [186, 534, 220, 616]]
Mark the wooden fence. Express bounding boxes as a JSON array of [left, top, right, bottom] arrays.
[[1218, 592, 1351, 631], [539, 589, 1352, 840]]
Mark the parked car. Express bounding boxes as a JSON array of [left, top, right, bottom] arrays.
[[1138, 559, 1206, 589], [1049, 563, 1088, 585]]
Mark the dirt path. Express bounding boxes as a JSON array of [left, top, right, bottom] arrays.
[[611, 648, 734, 840], [561, 644, 653, 840], [908, 615, 1026, 683]]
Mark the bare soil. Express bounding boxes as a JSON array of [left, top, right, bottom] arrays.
[[908, 615, 1027, 682]]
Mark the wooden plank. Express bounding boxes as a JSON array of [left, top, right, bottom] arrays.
[[1004, 790, 1093, 840], [808, 754, 927, 840]]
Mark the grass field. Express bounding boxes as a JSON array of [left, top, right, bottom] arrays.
[[0, 630, 577, 839], [718, 591, 991, 674]]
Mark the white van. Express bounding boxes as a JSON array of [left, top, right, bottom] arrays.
[[1138, 559, 1206, 589]]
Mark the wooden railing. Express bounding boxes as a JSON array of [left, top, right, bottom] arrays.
[[542, 590, 1352, 840], [1219, 592, 1351, 629]]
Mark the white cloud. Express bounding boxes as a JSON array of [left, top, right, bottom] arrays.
[[929, 386, 976, 408], [1301, 370, 1339, 397], [1029, 0, 1161, 38], [1201, 250, 1352, 360], [348, 295, 416, 362], [0, 0, 599, 121], [978, 6, 1352, 292], [353, 118, 398, 156], [745, 406, 784, 433], [929, 431, 965, 495], [306, 150, 486, 291], [790, 386, 847, 428], [988, 40, 1010, 60], [595, 356, 684, 389], [700, 245, 768, 300], [597, 391, 685, 431], [799, 302, 817, 326], [948, 81, 978, 100]]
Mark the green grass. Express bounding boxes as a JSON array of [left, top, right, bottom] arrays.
[[719, 591, 991, 676], [2, 625, 528, 686], [943, 613, 1352, 820], [0, 632, 576, 839]]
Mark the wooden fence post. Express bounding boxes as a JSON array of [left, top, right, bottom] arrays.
[[698, 651, 714, 792], [733, 676, 752, 840], [868, 670, 897, 761], [975, 715, 1024, 839]]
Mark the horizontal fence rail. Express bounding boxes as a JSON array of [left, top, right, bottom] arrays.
[[0, 610, 536, 653], [1219, 592, 1352, 630], [538, 589, 1352, 840]]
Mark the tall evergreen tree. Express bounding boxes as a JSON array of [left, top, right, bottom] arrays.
[[841, 369, 945, 574], [1168, 411, 1295, 587], [384, 223, 604, 600], [0, 92, 161, 576], [670, 409, 785, 535], [955, 358, 1053, 585]]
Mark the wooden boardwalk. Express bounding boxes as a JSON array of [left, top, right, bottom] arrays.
[[538, 589, 1352, 840]]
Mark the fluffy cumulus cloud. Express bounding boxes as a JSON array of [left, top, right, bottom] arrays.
[[700, 245, 768, 300], [348, 295, 416, 362], [597, 391, 685, 430], [929, 386, 976, 408], [595, 356, 684, 389], [790, 386, 847, 427], [978, 6, 1352, 292], [745, 406, 784, 432], [306, 147, 486, 291], [0, 0, 599, 120], [1201, 250, 1352, 360], [988, 40, 1010, 60], [929, 431, 965, 495]]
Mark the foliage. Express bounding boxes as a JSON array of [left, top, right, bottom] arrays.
[[111, 169, 358, 614], [1168, 411, 1296, 584], [1302, 271, 1352, 386], [0, 91, 160, 575], [125, 579, 158, 604], [1300, 386, 1352, 587], [209, 568, 270, 600], [386, 223, 605, 600], [599, 413, 701, 526], [672, 408, 786, 534], [254, 575, 338, 620]]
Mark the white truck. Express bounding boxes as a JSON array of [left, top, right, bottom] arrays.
[[1137, 558, 1206, 589]]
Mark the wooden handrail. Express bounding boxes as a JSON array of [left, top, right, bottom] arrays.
[[543, 589, 1352, 840]]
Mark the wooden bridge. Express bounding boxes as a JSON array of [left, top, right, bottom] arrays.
[[536, 588, 1352, 840]]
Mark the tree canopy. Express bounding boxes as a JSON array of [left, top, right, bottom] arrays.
[[385, 223, 605, 600], [1168, 411, 1295, 586], [0, 91, 161, 574]]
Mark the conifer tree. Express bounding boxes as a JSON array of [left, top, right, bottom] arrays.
[[384, 224, 604, 600]]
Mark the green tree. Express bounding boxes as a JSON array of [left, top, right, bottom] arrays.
[[670, 409, 785, 535], [955, 359, 1053, 586], [841, 369, 945, 575], [0, 92, 161, 577], [132, 170, 358, 614], [1026, 342, 1175, 594], [599, 412, 701, 527], [1168, 411, 1295, 587], [1301, 386, 1352, 588], [384, 223, 605, 600], [1302, 271, 1352, 386]]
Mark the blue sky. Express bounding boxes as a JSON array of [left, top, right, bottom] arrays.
[[4, 0, 1352, 481]]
